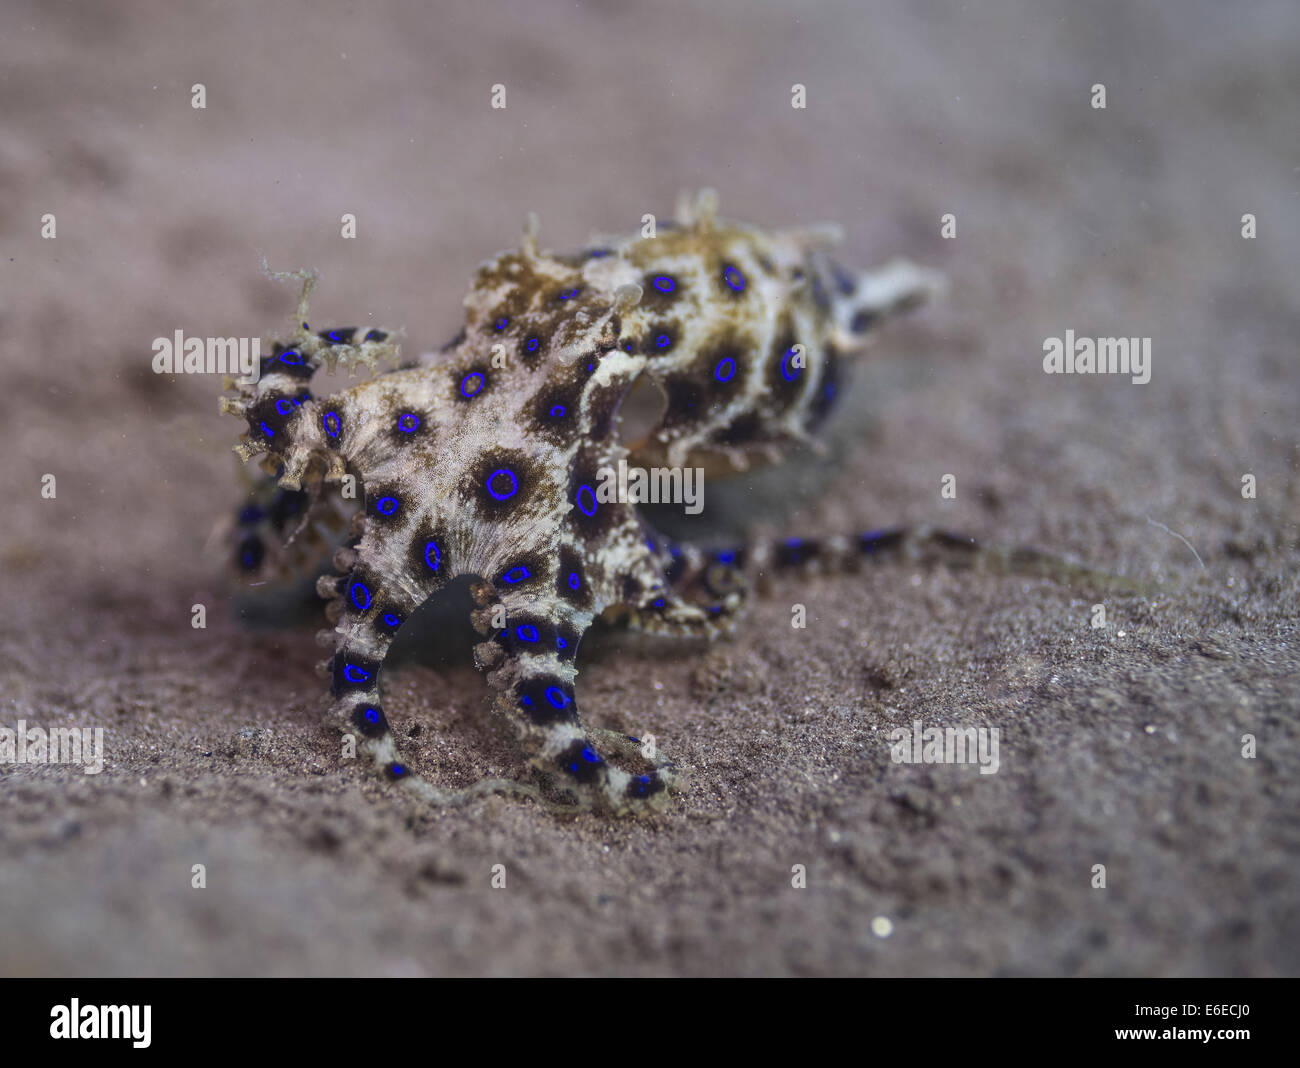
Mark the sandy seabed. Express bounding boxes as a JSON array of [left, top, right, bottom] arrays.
[[1, 0, 1297, 976]]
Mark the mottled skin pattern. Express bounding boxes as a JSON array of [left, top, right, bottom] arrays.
[[221, 192, 944, 814]]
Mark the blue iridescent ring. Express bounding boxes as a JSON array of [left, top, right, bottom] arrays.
[[781, 347, 803, 381], [486, 469, 518, 501]]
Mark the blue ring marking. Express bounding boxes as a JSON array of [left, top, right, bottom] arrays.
[[545, 686, 570, 710], [486, 468, 519, 501], [526, 337, 540, 353], [567, 571, 581, 590], [723, 265, 746, 292], [859, 529, 900, 556], [279, 349, 303, 365], [382, 613, 401, 627], [397, 413, 420, 433], [716, 550, 736, 564], [363, 707, 381, 725], [343, 664, 371, 683], [501, 565, 531, 584], [363, 329, 385, 342], [519, 694, 533, 707], [655, 334, 672, 349], [350, 582, 371, 612], [259, 422, 275, 437], [557, 287, 581, 300], [556, 635, 567, 650], [714, 356, 736, 382], [376, 496, 399, 516], [576, 484, 597, 517], [322, 411, 341, 438], [549, 404, 566, 418], [653, 597, 666, 609], [389, 763, 407, 778], [652, 275, 675, 293], [516, 624, 539, 643], [781, 347, 803, 381], [275, 397, 295, 416], [494, 317, 509, 330], [460, 372, 485, 398], [423, 540, 441, 571], [581, 747, 601, 764], [326, 330, 349, 344]]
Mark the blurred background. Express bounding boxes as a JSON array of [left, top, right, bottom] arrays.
[[1, 0, 1296, 976]]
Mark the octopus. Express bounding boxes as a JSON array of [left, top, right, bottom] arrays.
[[220, 190, 948, 815]]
